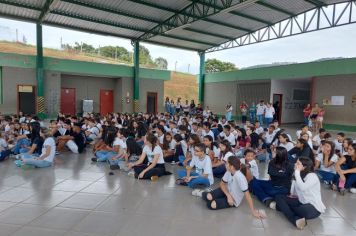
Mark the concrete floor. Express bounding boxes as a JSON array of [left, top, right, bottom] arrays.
[[0, 148, 355, 236]]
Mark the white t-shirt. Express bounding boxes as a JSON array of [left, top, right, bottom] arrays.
[[222, 170, 248, 207], [256, 104, 266, 115], [241, 158, 259, 179], [312, 135, 322, 147], [316, 153, 338, 173], [89, 126, 100, 136], [296, 130, 313, 140], [265, 132, 275, 144], [333, 140, 343, 152], [181, 140, 188, 157], [219, 132, 236, 146], [265, 107, 275, 118], [157, 134, 164, 145], [279, 142, 294, 152], [291, 171, 326, 213], [202, 130, 215, 141], [206, 146, 220, 158], [113, 138, 127, 151], [254, 127, 264, 135], [190, 155, 214, 185], [0, 138, 7, 152], [143, 145, 165, 164], [41, 137, 56, 162], [222, 151, 235, 162]]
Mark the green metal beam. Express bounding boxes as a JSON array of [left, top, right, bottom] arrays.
[[304, 0, 327, 7], [198, 52, 205, 104], [133, 41, 140, 112], [187, 0, 272, 25], [256, 1, 294, 16], [36, 23, 45, 117], [127, 0, 251, 32], [38, 0, 58, 23], [50, 10, 216, 46], [61, 0, 231, 40]]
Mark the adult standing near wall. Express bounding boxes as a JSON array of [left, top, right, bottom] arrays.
[[190, 100, 196, 115], [165, 97, 171, 114], [303, 104, 312, 125], [176, 98, 182, 114], [240, 101, 248, 124], [225, 102, 233, 121], [249, 102, 257, 123], [170, 100, 175, 115], [265, 102, 275, 127], [273, 101, 280, 122], [317, 107, 325, 130], [310, 103, 320, 132], [182, 100, 190, 116], [256, 100, 266, 126]]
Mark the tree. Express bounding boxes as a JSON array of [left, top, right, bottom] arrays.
[[155, 57, 168, 69], [100, 46, 130, 62], [205, 58, 237, 73], [139, 45, 155, 65], [73, 42, 95, 53]]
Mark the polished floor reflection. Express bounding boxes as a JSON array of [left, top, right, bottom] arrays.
[[0, 150, 355, 236]]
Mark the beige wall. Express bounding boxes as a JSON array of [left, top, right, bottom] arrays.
[[314, 74, 356, 125], [61, 74, 118, 114], [0, 67, 36, 114], [139, 79, 164, 113]]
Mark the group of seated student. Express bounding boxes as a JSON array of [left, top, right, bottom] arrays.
[[1, 111, 356, 230]]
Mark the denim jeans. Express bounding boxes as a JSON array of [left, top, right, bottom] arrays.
[[316, 170, 336, 183], [13, 139, 31, 154], [252, 179, 289, 203], [334, 169, 356, 189], [250, 113, 256, 123], [265, 117, 273, 127], [20, 153, 39, 159], [178, 155, 190, 166], [275, 195, 321, 227], [23, 158, 52, 168], [226, 112, 232, 121], [95, 151, 117, 162], [0, 150, 12, 161], [257, 115, 264, 126], [177, 170, 210, 188]]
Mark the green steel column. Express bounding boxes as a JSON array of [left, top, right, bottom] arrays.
[[0, 67, 3, 104], [198, 52, 205, 105], [133, 41, 140, 112], [36, 23, 45, 118]]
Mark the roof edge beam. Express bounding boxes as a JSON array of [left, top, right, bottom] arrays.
[[304, 0, 327, 7], [0, 0, 41, 11], [256, 1, 294, 16]]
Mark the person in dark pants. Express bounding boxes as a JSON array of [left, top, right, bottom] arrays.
[[128, 133, 170, 180], [275, 157, 326, 230], [252, 147, 294, 209]]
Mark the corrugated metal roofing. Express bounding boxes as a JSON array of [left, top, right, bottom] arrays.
[[0, 0, 350, 51]]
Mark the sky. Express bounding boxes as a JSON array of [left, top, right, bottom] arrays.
[[1, 12, 356, 74]]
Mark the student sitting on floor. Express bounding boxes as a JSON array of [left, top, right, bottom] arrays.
[[201, 156, 265, 219], [240, 149, 259, 180], [275, 156, 326, 230], [91, 126, 119, 162], [177, 143, 214, 193], [107, 128, 128, 170], [315, 141, 338, 185], [288, 139, 314, 164], [128, 133, 170, 180], [203, 135, 220, 163], [20, 127, 56, 168], [16, 122, 44, 159], [165, 134, 184, 164], [0, 132, 11, 162], [252, 147, 293, 210], [212, 140, 235, 178], [162, 132, 175, 163], [332, 143, 356, 195], [179, 134, 201, 166]]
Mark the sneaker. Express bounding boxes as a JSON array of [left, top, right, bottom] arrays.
[[127, 171, 135, 177], [91, 157, 97, 162], [55, 151, 60, 155], [269, 201, 276, 210], [192, 189, 205, 197], [296, 218, 306, 230], [110, 165, 120, 170], [350, 188, 356, 194], [331, 184, 338, 191], [340, 188, 346, 196], [264, 198, 273, 208], [15, 155, 21, 160], [323, 180, 330, 185], [14, 160, 22, 167], [151, 176, 158, 181], [175, 178, 187, 186], [170, 161, 177, 165]]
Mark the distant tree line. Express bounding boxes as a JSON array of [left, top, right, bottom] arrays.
[[61, 42, 168, 69]]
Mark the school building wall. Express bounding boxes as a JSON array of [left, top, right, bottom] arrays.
[[270, 79, 311, 124], [204, 80, 271, 118], [313, 74, 356, 126]]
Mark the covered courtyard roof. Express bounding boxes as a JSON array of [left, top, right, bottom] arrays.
[[0, 0, 351, 52]]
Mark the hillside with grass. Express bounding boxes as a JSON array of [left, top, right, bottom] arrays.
[[164, 72, 198, 103]]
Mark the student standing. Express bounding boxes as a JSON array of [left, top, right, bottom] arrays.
[[303, 104, 312, 126], [264, 102, 275, 127], [275, 157, 326, 230], [225, 103, 233, 121], [249, 102, 257, 123], [256, 100, 266, 126], [240, 101, 248, 124]]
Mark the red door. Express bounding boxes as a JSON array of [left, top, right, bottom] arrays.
[[61, 88, 76, 115], [100, 89, 114, 115]]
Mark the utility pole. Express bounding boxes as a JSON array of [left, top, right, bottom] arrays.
[[175, 61, 177, 71], [115, 47, 117, 60], [60, 37, 62, 49], [15, 29, 18, 42], [80, 42, 83, 53], [188, 64, 190, 73]]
